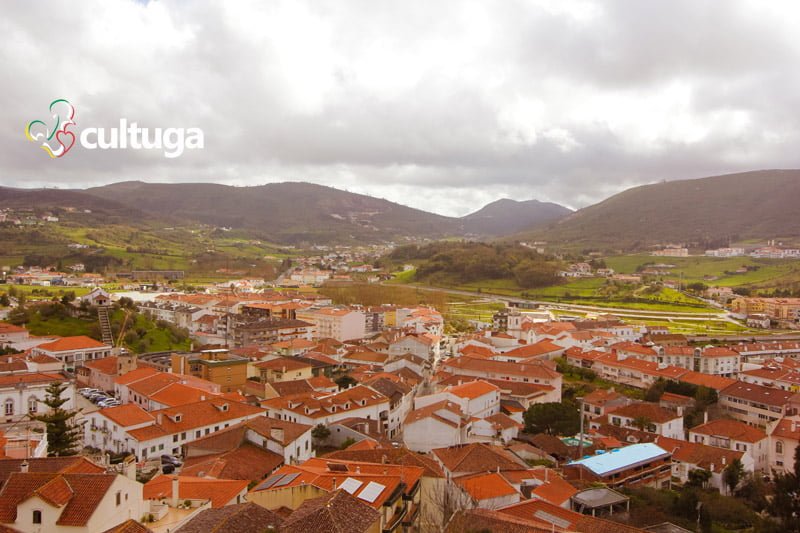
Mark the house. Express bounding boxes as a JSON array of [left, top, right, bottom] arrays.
[[254, 357, 315, 383], [173, 502, 284, 533], [171, 350, 250, 393], [582, 388, 632, 419], [0, 463, 145, 533], [414, 380, 501, 419], [247, 458, 423, 532], [446, 508, 556, 533], [766, 416, 800, 474], [262, 385, 391, 433], [144, 475, 249, 508], [1, 372, 75, 423], [182, 416, 314, 466], [81, 355, 137, 393], [403, 400, 474, 452], [32, 336, 112, 368], [439, 356, 562, 394], [654, 436, 748, 492], [454, 471, 521, 509], [600, 402, 684, 440], [562, 442, 672, 489], [470, 413, 522, 443], [279, 490, 381, 533], [718, 381, 797, 427], [497, 498, 644, 533], [431, 443, 528, 480], [387, 334, 436, 361], [83, 399, 266, 460], [295, 307, 366, 341], [0, 322, 29, 345], [79, 287, 112, 307], [689, 418, 769, 472]]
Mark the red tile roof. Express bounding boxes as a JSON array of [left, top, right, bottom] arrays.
[[144, 475, 248, 508], [447, 379, 499, 400], [83, 356, 118, 375], [456, 471, 518, 500], [37, 335, 108, 352], [690, 418, 766, 443], [97, 404, 155, 428]]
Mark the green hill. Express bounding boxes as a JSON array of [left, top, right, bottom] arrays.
[[521, 169, 800, 250], [461, 198, 571, 236]]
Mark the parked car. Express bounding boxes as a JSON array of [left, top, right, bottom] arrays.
[[160, 454, 182, 467], [80, 388, 100, 398], [162, 464, 175, 474], [98, 400, 121, 408]]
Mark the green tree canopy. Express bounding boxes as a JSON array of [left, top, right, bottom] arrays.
[[30, 382, 82, 457], [523, 402, 580, 436]]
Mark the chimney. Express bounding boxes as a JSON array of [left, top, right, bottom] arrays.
[[171, 476, 180, 507], [704, 411, 709, 424], [20, 461, 28, 473], [157, 413, 163, 425], [332, 477, 337, 490], [722, 456, 727, 466]]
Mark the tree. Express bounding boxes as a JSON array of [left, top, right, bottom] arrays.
[[0, 293, 9, 307], [769, 445, 800, 531], [311, 424, 331, 442], [335, 375, 357, 390], [632, 416, 653, 432], [722, 458, 744, 495], [523, 402, 580, 436], [687, 468, 711, 488], [30, 382, 82, 456]]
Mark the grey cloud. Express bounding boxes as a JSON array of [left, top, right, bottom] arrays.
[[2, 0, 800, 216]]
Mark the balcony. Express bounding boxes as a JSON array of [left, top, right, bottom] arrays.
[[382, 504, 408, 533]]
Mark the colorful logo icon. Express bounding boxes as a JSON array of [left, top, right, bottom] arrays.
[[25, 99, 76, 158]]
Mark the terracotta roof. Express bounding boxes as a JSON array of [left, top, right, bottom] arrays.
[[690, 418, 766, 443], [255, 357, 314, 372], [447, 379, 499, 400], [149, 382, 213, 407], [499, 498, 645, 532], [181, 443, 283, 481], [114, 366, 160, 385], [456, 471, 518, 500], [432, 443, 527, 474], [405, 400, 467, 428], [654, 436, 743, 473], [678, 371, 736, 391], [485, 412, 522, 430], [504, 339, 563, 359], [83, 356, 118, 375], [97, 404, 155, 428], [0, 472, 116, 526], [174, 502, 283, 533], [583, 388, 627, 406], [280, 490, 380, 533], [446, 508, 554, 533], [608, 402, 681, 424], [36, 335, 108, 352], [144, 475, 248, 508], [101, 519, 154, 533], [0, 372, 68, 387], [441, 356, 560, 381], [322, 447, 445, 478], [768, 417, 800, 440], [721, 381, 796, 407], [0, 456, 105, 485]]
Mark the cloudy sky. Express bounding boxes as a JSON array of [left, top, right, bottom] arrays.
[[4, 1, 800, 216]]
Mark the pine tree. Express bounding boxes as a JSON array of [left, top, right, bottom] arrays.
[[30, 382, 82, 457]]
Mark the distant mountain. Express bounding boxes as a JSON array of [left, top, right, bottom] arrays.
[[86, 181, 458, 243], [0, 186, 151, 225], [521, 169, 800, 250], [461, 198, 572, 236]]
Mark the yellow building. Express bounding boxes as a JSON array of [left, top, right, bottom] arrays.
[[171, 349, 249, 393]]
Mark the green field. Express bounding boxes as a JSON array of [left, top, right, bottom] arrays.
[[604, 254, 800, 288]]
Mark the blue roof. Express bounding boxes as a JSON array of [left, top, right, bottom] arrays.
[[567, 443, 669, 476]]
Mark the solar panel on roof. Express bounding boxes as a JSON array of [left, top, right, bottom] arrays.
[[254, 474, 284, 491], [338, 477, 363, 494], [273, 472, 300, 488], [357, 481, 386, 503]]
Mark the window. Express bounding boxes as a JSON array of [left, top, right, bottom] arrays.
[[158, 444, 164, 451], [28, 397, 38, 414], [4, 399, 13, 416], [33, 510, 42, 524], [173, 435, 178, 443], [116, 491, 121, 506], [195, 430, 201, 439], [777, 441, 784, 454]]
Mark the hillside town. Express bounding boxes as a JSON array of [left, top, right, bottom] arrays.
[[1, 279, 800, 533]]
